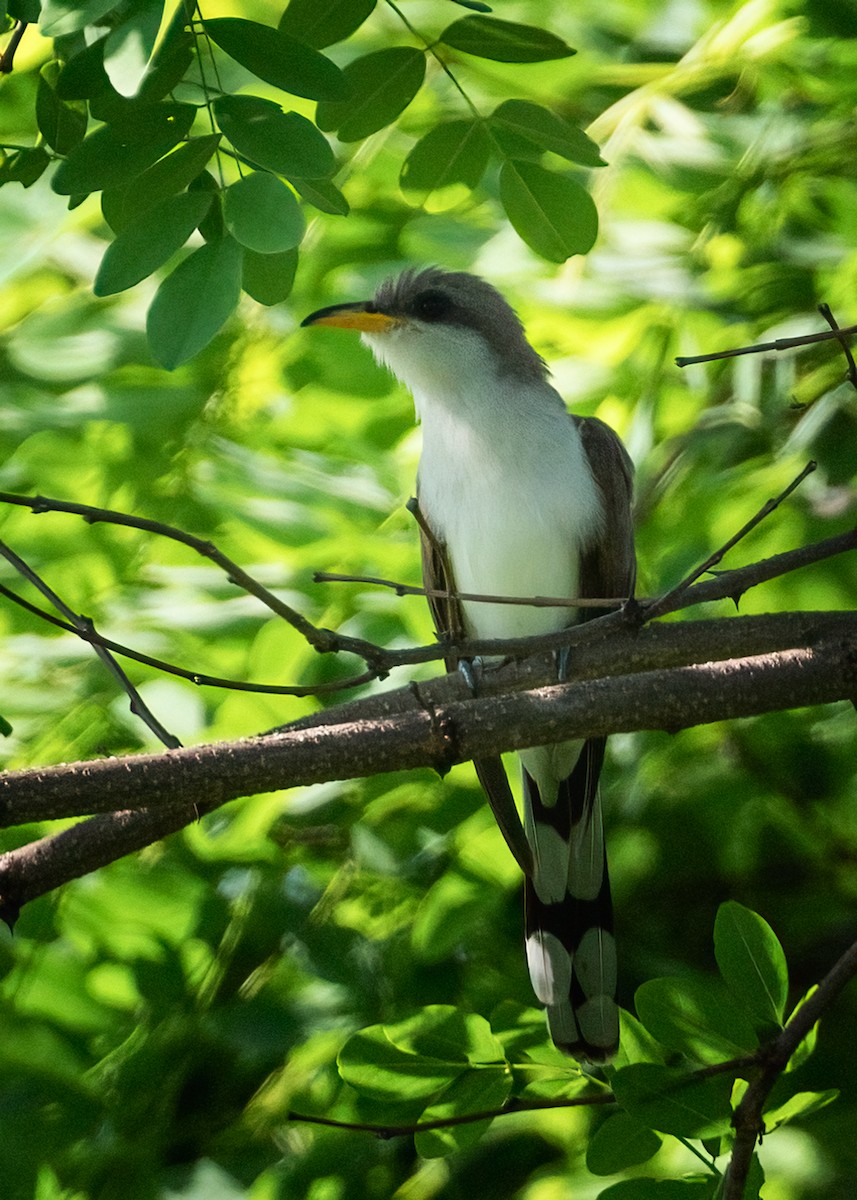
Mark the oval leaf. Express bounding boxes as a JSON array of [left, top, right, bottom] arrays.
[[635, 975, 759, 1063], [104, 0, 165, 98], [490, 99, 606, 167], [55, 38, 111, 100], [146, 236, 243, 369], [439, 15, 576, 62], [400, 119, 490, 194], [51, 102, 197, 195], [214, 95, 335, 179], [315, 47, 425, 142], [278, 0, 376, 49], [40, 0, 119, 37], [101, 134, 222, 231], [242, 247, 298, 306], [338, 1026, 461, 1103], [611, 1063, 734, 1139], [415, 1066, 512, 1158], [204, 17, 346, 101], [95, 192, 212, 296], [224, 172, 305, 253], [586, 1112, 662, 1176], [37, 61, 88, 155], [499, 160, 598, 261], [290, 176, 349, 215], [714, 901, 789, 1028]]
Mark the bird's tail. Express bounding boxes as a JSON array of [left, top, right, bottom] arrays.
[[522, 737, 618, 1062]]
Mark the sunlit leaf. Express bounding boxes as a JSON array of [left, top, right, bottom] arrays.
[[439, 15, 575, 62], [223, 173, 305, 254], [278, 0, 376, 48], [204, 17, 346, 101], [414, 1066, 511, 1157], [635, 975, 759, 1062], [214, 95, 336, 179], [337, 1027, 462, 1102], [94, 192, 212, 295], [51, 102, 196, 195], [400, 119, 490, 194], [146, 236, 243, 369], [499, 159, 597, 261], [714, 901, 789, 1027], [103, 0, 165, 98], [315, 47, 425, 141], [40, 0, 118, 37]]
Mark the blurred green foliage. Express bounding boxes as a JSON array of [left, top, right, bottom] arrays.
[[0, 0, 856, 1197]]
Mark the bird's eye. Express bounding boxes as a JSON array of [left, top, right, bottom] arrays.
[[412, 289, 452, 322]]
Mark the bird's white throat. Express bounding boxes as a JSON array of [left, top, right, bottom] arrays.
[[364, 326, 604, 643]]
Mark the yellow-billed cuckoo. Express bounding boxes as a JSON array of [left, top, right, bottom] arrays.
[[302, 268, 636, 1061]]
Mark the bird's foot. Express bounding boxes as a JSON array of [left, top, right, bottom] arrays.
[[457, 656, 484, 696], [554, 645, 572, 683]]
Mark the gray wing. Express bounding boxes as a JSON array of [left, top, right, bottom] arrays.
[[575, 416, 636, 604], [413, 498, 534, 878]]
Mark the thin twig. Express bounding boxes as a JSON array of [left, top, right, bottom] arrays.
[[818, 303, 857, 390], [0, 21, 27, 73], [675, 322, 857, 367], [0, 541, 180, 749], [288, 1089, 614, 1139], [314, 571, 624, 609], [642, 461, 816, 622]]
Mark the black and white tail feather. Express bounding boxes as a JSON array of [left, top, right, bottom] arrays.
[[523, 738, 617, 1061]]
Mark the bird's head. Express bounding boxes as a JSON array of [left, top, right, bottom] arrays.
[[301, 268, 548, 401]]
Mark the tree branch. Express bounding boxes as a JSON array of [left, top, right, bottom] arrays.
[[0, 616, 853, 918]]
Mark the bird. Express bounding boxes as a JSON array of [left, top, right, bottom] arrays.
[[302, 268, 636, 1061]]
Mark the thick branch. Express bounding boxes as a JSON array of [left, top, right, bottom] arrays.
[[0, 620, 853, 915]]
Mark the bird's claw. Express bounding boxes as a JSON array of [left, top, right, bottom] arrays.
[[458, 656, 484, 696]]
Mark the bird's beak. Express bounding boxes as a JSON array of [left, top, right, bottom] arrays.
[[301, 301, 400, 334]]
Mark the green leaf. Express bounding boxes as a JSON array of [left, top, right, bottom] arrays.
[[51, 102, 197, 195], [40, 0, 118, 37], [136, 6, 194, 103], [612, 1063, 734, 1139], [146, 236, 243, 369], [763, 1088, 838, 1133], [586, 1112, 662, 1176], [290, 176, 349, 216], [204, 18, 346, 101], [101, 134, 221, 231], [439, 15, 576, 62], [337, 1028, 462, 1103], [499, 160, 598, 261], [635, 976, 759, 1063], [278, 0, 376, 49], [103, 0, 164, 98], [414, 1066, 511, 1157], [36, 62, 88, 155], [55, 37, 111, 100], [214, 95, 335, 179], [490, 100, 606, 167], [714, 901, 789, 1027], [223, 173, 304, 254], [783, 985, 819, 1072], [597, 1181, 712, 1199], [315, 47, 425, 142], [449, 0, 493, 11], [241, 246, 297, 306], [0, 713, 13, 736], [0, 147, 51, 187], [94, 192, 212, 296], [400, 119, 490, 194]]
